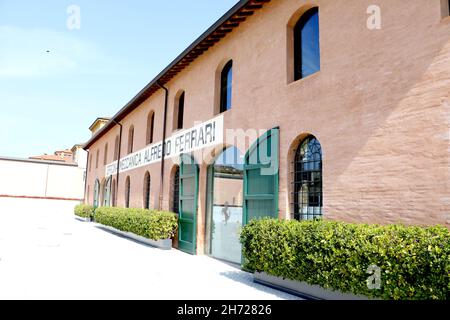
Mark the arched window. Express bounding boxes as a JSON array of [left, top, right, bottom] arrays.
[[442, 0, 450, 17], [93, 179, 100, 208], [172, 166, 180, 214], [96, 150, 99, 168], [102, 177, 111, 207], [128, 126, 134, 154], [294, 7, 320, 81], [220, 60, 233, 113], [114, 135, 119, 161], [143, 172, 151, 209], [175, 92, 185, 130], [125, 176, 131, 208], [294, 136, 322, 220], [146, 112, 155, 145], [103, 143, 108, 165], [89, 154, 93, 172]]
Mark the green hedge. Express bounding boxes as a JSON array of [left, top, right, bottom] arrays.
[[240, 219, 450, 300], [74, 204, 95, 219], [95, 207, 178, 241]]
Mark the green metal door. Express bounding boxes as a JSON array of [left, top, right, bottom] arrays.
[[178, 154, 199, 254], [243, 128, 279, 224]]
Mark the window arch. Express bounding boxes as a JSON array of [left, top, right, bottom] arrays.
[[294, 136, 322, 220], [146, 111, 155, 145], [125, 176, 131, 208], [220, 60, 233, 113], [174, 91, 185, 131], [128, 126, 134, 154], [171, 165, 180, 214], [143, 172, 151, 209], [114, 135, 119, 161], [294, 7, 320, 81], [103, 143, 108, 165]]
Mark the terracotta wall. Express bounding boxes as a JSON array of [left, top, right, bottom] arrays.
[[86, 0, 450, 254]]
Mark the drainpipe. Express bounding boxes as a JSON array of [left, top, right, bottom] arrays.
[[156, 81, 169, 210], [112, 119, 123, 206], [83, 150, 89, 204]]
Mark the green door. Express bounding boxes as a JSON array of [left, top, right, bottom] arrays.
[[243, 128, 279, 224], [178, 154, 199, 254]]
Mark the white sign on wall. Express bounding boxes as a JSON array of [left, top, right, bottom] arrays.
[[105, 115, 223, 177]]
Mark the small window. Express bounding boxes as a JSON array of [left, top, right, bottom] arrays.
[[89, 154, 93, 172], [175, 92, 185, 130], [146, 112, 155, 145], [442, 0, 450, 17], [96, 150, 99, 169], [125, 176, 131, 208], [145, 111, 155, 145], [143, 172, 151, 209], [103, 143, 108, 165], [114, 135, 119, 161], [294, 7, 320, 81], [220, 61, 233, 113], [128, 126, 134, 154]]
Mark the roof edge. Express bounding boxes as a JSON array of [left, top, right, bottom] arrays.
[[83, 0, 270, 150]]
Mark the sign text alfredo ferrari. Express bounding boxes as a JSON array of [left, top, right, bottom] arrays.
[[105, 116, 223, 177]]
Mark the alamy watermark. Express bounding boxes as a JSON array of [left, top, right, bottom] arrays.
[[67, 5, 81, 30], [367, 5, 381, 30], [366, 264, 381, 290]]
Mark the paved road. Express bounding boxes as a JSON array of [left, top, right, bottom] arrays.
[[0, 198, 300, 300]]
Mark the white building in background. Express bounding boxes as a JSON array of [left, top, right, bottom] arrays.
[[0, 143, 90, 202], [0, 156, 85, 201], [71, 144, 88, 169]]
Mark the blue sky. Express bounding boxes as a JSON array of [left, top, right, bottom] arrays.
[[0, 0, 238, 158]]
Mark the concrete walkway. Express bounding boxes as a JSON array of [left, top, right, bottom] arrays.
[[0, 198, 300, 300]]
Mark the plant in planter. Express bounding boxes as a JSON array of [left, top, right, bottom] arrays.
[[74, 204, 95, 221], [241, 218, 450, 300], [94, 207, 178, 249]]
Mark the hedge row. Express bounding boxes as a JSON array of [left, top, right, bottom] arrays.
[[95, 207, 178, 241], [74, 204, 95, 219], [240, 218, 450, 300]]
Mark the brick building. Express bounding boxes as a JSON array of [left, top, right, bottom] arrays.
[[83, 0, 450, 262]]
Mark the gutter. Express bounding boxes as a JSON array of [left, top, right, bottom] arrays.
[[83, 150, 89, 203], [156, 81, 169, 210], [111, 119, 123, 206], [82, 0, 266, 150]]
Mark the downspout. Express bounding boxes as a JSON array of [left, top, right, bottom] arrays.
[[112, 119, 123, 206], [83, 150, 89, 204], [156, 81, 169, 210]]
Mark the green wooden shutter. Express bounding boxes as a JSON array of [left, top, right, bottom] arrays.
[[178, 154, 199, 254], [243, 129, 279, 224]]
